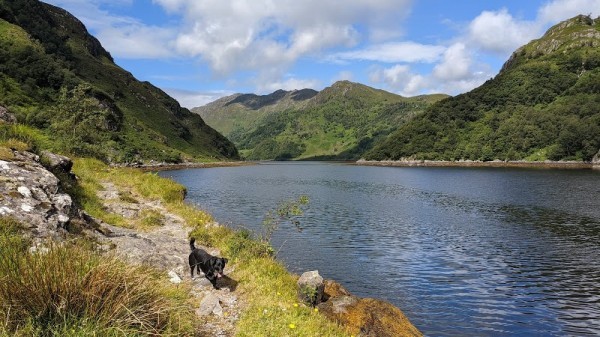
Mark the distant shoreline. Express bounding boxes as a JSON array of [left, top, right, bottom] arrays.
[[356, 159, 599, 170], [117, 161, 254, 172]]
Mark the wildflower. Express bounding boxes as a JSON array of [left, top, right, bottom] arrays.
[[314, 307, 319, 312], [293, 303, 299, 307], [289, 323, 296, 329]]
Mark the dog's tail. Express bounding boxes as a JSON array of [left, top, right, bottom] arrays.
[[189, 238, 196, 251]]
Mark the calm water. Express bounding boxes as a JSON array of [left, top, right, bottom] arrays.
[[160, 162, 600, 336]]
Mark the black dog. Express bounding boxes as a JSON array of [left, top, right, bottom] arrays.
[[189, 238, 228, 289]]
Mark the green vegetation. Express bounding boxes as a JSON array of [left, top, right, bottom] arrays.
[[193, 89, 318, 138], [367, 15, 600, 162], [0, 0, 238, 163], [72, 159, 348, 336], [204, 81, 446, 160], [0, 217, 194, 336]]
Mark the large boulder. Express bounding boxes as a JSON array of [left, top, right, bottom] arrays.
[[41, 150, 73, 173], [297, 270, 325, 306], [318, 280, 422, 337], [0, 151, 76, 240]]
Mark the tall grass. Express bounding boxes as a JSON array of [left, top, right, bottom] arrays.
[[0, 217, 195, 336]]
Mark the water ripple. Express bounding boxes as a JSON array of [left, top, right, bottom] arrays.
[[160, 163, 600, 336]]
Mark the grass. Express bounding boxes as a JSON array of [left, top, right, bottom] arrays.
[[0, 217, 195, 336], [70, 158, 348, 336], [1, 155, 349, 336]]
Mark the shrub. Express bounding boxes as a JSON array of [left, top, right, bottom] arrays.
[[0, 218, 194, 336]]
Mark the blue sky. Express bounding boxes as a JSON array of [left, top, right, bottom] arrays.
[[43, 0, 600, 108]]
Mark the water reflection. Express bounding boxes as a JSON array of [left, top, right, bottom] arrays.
[[160, 163, 600, 336]]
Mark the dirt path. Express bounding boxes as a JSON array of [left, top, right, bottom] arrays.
[[94, 182, 241, 336]]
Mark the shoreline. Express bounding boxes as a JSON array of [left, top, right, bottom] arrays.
[[356, 159, 599, 170], [116, 161, 254, 172]]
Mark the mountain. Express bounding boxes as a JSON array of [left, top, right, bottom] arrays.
[[192, 88, 318, 137], [193, 81, 447, 160], [0, 0, 238, 163], [366, 15, 600, 162]]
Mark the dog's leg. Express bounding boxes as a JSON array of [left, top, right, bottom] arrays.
[[190, 264, 195, 278]]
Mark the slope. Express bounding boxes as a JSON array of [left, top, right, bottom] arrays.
[[366, 15, 600, 162], [0, 0, 238, 163], [192, 89, 318, 138], [196, 81, 447, 160]]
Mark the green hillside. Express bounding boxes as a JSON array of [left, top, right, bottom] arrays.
[[195, 81, 447, 160], [193, 89, 318, 138], [366, 15, 600, 162], [0, 0, 238, 163]]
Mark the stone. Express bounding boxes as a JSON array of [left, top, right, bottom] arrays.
[[0, 151, 87, 240], [297, 270, 325, 306], [197, 293, 222, 316], [168, 270, 182, 284], [318, 280, 422, 337], [41, 151, 73, 173], [18, 186, 32, 198], [0, 106, 16, 124]]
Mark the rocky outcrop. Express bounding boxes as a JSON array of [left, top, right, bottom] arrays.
[[317, 280, 422, 337], [297, 270, 325, 306], [0, 150, 90, 241], [0, 105, 16, 124], [593, 150, 600, 169]]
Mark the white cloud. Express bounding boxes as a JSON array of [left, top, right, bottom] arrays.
[[163, 88, 233, 109], [255, 77, 321, 94], [161, 0, 412, 74], [467, 9, 541, 55], [538, 0, 600, 23], [432, 43, 472, 81], [96, 25, 175, 59], [44, 0, 174, 59], [331, 41, 445, 63], [369, 64, 429, 96], [369, 42, 494, 97]]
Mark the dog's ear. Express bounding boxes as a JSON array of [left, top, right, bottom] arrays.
[[223, 258, 228, 264]]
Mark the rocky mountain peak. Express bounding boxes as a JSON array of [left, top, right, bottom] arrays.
[[501, 15, 600, 72]]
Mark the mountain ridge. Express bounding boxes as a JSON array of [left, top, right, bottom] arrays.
[[0, 0, 238, 163], [194, 80, 448, 160], [366, 15, 600, 162]]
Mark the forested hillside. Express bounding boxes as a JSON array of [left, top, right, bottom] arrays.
[[366, 15, 600, 162], [0, 0, 238, 163], [195, 81, 447, 160]]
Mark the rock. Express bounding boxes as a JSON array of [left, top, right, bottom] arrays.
[[297, 270, 325, 306], [168, 270, 182, 284], [0, 151, 73, 238], [318, 280, 422, 337], [41, 151, 73, 173], [0, 106, 16, 124], [593, 150, 600, 164], [323, 279, 351, 300], [197, 293, 222, 316]]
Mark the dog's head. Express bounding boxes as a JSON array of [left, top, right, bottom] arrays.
[[210, 257, 228, 278]]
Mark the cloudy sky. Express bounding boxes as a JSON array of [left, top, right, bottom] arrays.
[[43, 0, 600, 108]]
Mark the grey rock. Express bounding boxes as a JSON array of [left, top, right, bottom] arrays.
[[0, 151, 77, 239], [0, 106, 16, 124], [197, 293, 222, 316], [297, 270, 325, 305], [168, 270, 182, 284], [41, 151, 73, 173]]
